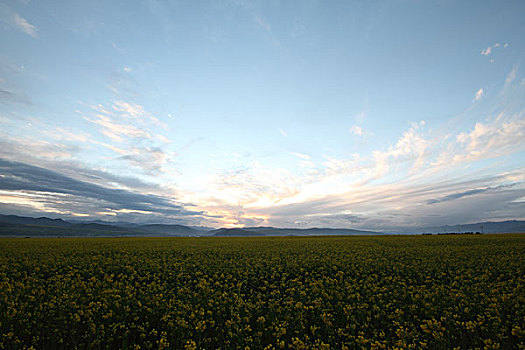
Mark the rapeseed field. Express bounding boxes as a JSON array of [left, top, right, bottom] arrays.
[[0, 235, 524, 349]]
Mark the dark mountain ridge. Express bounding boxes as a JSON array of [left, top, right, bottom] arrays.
[[405, 220, 525, 234]]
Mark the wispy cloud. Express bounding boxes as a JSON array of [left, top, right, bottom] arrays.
[[83, 100, 172, 173], [474, 88, 484, 101], [120, 146, 169, 172], [86, 112, 151, 142], [504, 66, 517, 90], [350, 125, 363, 136], [290, 152, 310, 160], [0, 134, 78, 161], [13, 13, 37, 38], [442, 114, 525, 166]]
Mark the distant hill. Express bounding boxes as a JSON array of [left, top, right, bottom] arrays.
[[412, 220, 525, 234], [210, 227, 380, 237], [0, 214, 201, 237], [0, 214, 72, 227], [138, 224, 199, 235], [1, 214, 523, 237], [211, 228, 266, 237]]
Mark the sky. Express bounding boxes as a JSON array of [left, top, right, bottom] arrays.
[[1, 0, 524, 230]]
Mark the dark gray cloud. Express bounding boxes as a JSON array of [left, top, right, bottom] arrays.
[[119, 146, 167, 173], [426, 184, 517, 205], [0, 158, 201, 217], [426, 188, 489, 204], [0, 137, 161, 192]]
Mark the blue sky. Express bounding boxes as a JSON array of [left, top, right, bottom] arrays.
[[1, 0, 524, 229]]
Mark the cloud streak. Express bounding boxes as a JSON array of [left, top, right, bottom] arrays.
[[13, 14, 37, 38]]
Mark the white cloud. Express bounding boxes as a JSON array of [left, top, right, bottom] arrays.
[[279, 128, 287, 137], [82, 100, 173, 173], [113, 100, 146, 118], [123, 66, 132, 72], [481, 47, 492, 56], [13, 13, 37, 38], [474, 88, 484, 101], [481, 42, 507, 57], [350, 125, 363, 136], [85, 113, 151, 142], [290, 152, 310, 160]]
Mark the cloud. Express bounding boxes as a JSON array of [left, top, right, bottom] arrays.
[[13, 13, 37, 38], [427, 188, 491, 204], [350, 125, 363, 136], [290, 152, 310, 160], [82, 100, 172, 173], [481, 47, 492, 56], [0, 133, 172, 195], [481, 43, 500, 56], [222, 72, 525, 230], [85, 112, 151, 142], [504, 67, 517, 89], [215, 163, 301, 207], [279, 128, 287, 137], [120, 146, 169, 172], [247, 171, 525, 230], [481, 42, 508, 58], [474, 88, 484, 101], [89, 100, 165, 134], [0, 158, 202, 220], [446, 115, 525, 166], [369, 122, 427, 177], [192, 71, 524, 228], [0, 134, 78, 161]]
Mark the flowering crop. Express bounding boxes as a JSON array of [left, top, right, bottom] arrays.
[[0, 234, 524, 349]]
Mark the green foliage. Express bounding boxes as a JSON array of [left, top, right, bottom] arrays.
[[0, 235, 524, 349]]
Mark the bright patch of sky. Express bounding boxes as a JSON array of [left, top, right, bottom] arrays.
[[1, 0, 524, 229]]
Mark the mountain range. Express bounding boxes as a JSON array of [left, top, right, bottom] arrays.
[[0, 214, 378, 237], [0, 214, 524, 237]]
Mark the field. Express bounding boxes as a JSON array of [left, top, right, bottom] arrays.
[[0, 235, 524, 349]]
